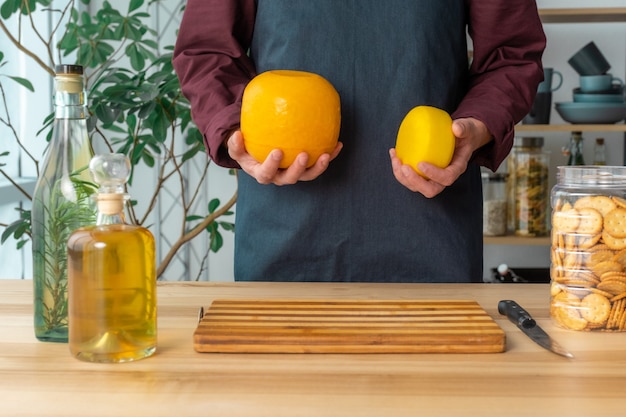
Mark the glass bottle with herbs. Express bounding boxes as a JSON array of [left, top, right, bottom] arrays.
[[31, 65, 96, 342]]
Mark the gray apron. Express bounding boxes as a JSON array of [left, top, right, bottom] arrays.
[[236, 0, 482, 282]]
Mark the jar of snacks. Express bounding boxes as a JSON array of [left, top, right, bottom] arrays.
[[507, 137, 550, 236], [551, 166, 626, 331]]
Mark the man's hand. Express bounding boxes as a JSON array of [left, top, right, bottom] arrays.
[[227, 130, 343, 185], [389, 117, 492, 198]]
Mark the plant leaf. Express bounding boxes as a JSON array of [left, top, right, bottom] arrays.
[[6, 76, 35, 92], [208, 199, 221, 213], [128, 0, 143, 13], [0, 0, 19, 19], [210, 230, 223, 253]]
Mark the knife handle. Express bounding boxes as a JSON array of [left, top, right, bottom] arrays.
[[498, 300, 536, 329]]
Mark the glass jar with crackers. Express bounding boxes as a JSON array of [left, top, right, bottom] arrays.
[[551, 166, 626, 331]]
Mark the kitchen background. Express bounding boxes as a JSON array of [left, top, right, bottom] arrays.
[[0, 0, 625, 281], [484, 0, 626, 283]]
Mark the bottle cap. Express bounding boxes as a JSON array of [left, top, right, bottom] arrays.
[[55, 65, 84, 94], [55, 64, 84, 75], [90, 154, 131, 215], [514, 137, 544, 148], [90, 154, 131, 194]]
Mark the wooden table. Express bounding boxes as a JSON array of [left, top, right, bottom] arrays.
[[1, 280, 626, 417]]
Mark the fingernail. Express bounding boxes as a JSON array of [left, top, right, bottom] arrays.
[[271, 150, 282, 161]]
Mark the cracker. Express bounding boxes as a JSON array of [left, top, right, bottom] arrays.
[[574, 195, 617, 217], [588, 243, 611, 253], [600, 271, 626, 281], [597, 279, 626, 296], [577, 233, 602, 250], [587, 287, 616, 299], [609, 298, 626, 331], [576, 207, 604, 235], [618, 303, 626, 331], [580, 293, 611, 324], [602, 230, 626, 250], [552, 208, 580, 234], [612, 248, 626, 266], [552, 292, 587, 331], [564, 286, 593, 298], [551, 281, 564, 297], [566, 234, 578, 252], [610, 292, 626, 302], [613, 299, 626, 330], [562, 253, 583, 279], [585, 249, 615, 267], [591, 260, 623, 278], [611, 196, 626, 209], [604, 207, 626, 238], [607, 298, 620, 329]]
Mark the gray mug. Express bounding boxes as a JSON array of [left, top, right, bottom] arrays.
[[537, 68, 563, 93], [568, 41, 611, 76]]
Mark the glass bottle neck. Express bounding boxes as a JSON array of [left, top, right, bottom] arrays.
[[55, 92, 88, 119], [54, 74, 88, 120], [95, 194, 129, 226]]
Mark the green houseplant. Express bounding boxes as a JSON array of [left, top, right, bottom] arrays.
[[0, 0, 237, 280]]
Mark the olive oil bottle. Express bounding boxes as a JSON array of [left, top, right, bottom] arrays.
[[67, 154, 157, 362]]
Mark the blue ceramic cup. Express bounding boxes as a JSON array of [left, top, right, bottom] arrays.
[[580, 74, 623, 93], [537, 68, 563, 93]]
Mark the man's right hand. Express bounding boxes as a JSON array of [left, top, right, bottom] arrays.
[[226, 130, 343, 186]]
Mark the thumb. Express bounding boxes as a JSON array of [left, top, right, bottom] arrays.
[[451, 119, 468, 138]]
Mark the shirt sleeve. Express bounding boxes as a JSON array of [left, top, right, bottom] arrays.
[[453, 0, 546, 171], [173, 0, 257, 168]]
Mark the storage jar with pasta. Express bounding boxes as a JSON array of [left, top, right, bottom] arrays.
[[507, 137, 550, 237]]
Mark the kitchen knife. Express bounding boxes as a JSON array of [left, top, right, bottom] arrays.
[[498, 299, 574, 358]]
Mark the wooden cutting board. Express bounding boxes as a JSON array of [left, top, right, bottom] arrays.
[[193, 299, 505, 354]]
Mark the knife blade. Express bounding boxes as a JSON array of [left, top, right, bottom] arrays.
[[497, 299, 574, 358]]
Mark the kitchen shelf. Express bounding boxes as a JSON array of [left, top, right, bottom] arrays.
[[483, 235, 550, 246], [488, 8, 625, 249], [516, 124, 626, 133], [489, 7, 625, 253], [539, 8, 626, 24], [522, 8, 626, 136]]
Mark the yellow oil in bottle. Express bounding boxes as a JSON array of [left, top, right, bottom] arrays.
[[67, 153, 156, 363], [68, 224, 156, 362]]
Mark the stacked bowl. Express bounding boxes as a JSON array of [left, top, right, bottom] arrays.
[[555, 41, 626, 124]]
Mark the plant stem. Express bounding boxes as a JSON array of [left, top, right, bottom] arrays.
[[156, 189, 237, 278], [0, 19, 54, 77]]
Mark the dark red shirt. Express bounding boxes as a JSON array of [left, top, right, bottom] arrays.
[[173, 0, 545, 171]]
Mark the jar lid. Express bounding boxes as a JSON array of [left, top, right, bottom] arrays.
[[55, 64, 83, 75], [514, 136, 544, 148], [481, 172, 508, 182], [557, 166, 626, 187]]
